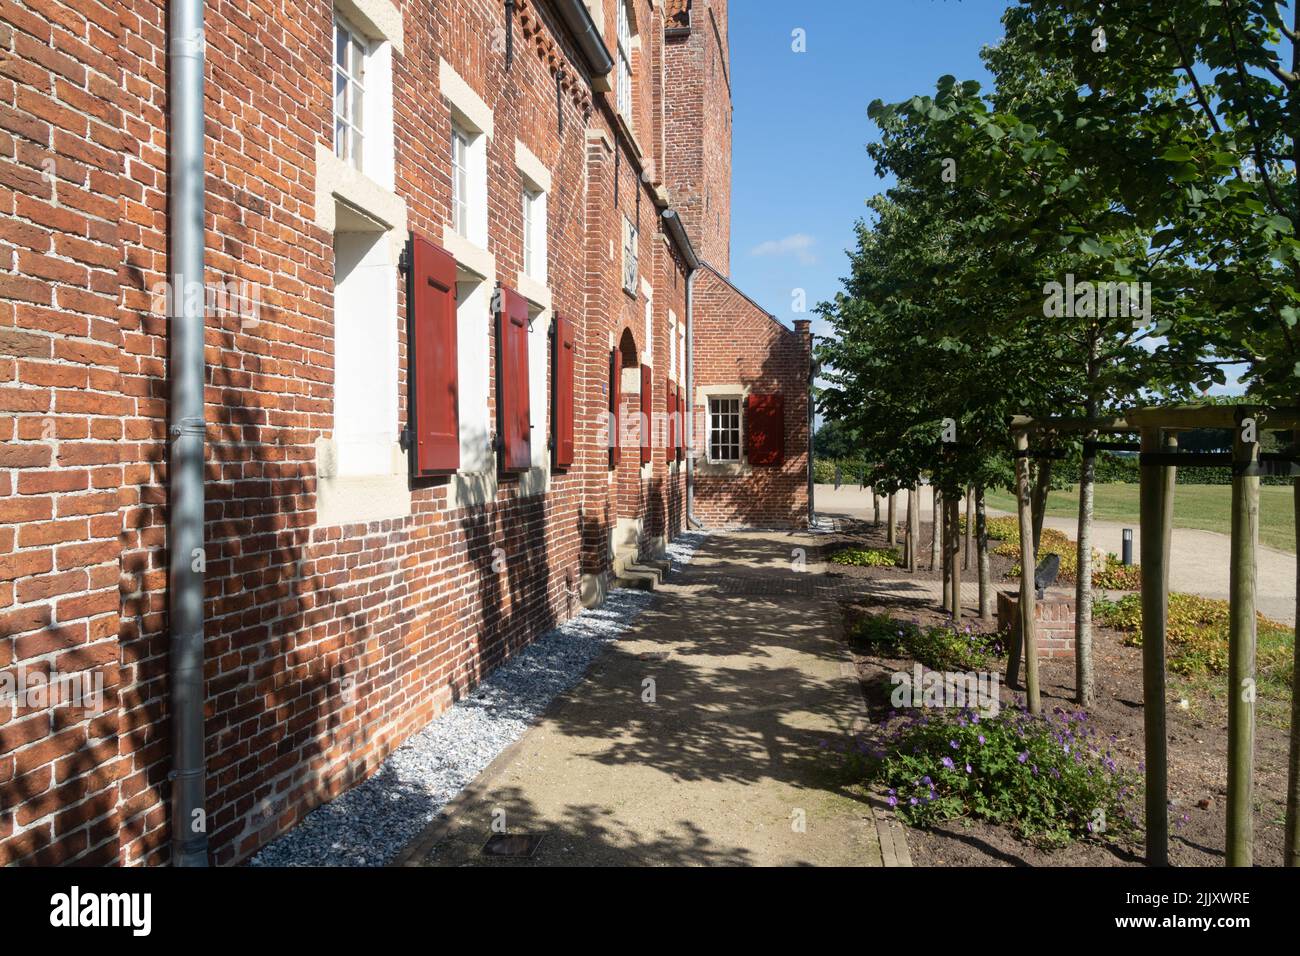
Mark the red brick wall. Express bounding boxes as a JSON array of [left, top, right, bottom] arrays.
[[1, 0, 690, 866], [664, 0, 730, 272], [690, 266, 809, 529]]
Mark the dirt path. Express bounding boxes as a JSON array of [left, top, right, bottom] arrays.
[[396, 530, 886, 867], [817, 484, 1297, 624]]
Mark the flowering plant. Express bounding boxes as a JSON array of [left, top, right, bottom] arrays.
[[863, 704, 1140, 845]]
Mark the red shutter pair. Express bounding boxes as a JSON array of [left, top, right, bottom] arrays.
[[409, 232, 460, 476], [552, 315, 575, 469], [639, 364, 652, 464], [746, 393, 785, 466], [496, 285, 532, 472], [664, 379, 676, 463], [677, 386, 684, 460], [608, 348, 621, 467]]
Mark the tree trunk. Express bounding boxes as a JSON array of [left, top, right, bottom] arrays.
[[1031, 458, 1053, 560], [908, 485, 920, 573], [930, 487, 941, 570], [941, 491, 951, 611], [886, 492, 897, 547], [963, 486, 973, 570], [977, 484, 991, 622], [1286, 476, 1300, 866], [872, 489, 880, 526], [1076, 442, 1097, 706], [948, 493, 962, 624]]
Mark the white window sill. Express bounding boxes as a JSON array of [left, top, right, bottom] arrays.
[[442, 226, 495, 282], [696, 460, 752, 478], [516, 272, 551, 312], [315, 144, 406, 245], [314, 438, 411, 526]]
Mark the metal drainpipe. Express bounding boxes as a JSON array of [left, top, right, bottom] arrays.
[[168, 0, 209, 867], [684, 265, 704, 529]]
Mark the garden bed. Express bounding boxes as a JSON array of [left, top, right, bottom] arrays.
[[829, 519, 1294, 867]]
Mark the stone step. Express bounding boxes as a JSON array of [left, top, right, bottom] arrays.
[[612, 569, 657, 592]]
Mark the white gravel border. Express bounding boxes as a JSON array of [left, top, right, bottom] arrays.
[[250, 531, 709, 867]]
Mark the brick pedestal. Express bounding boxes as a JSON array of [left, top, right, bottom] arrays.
[[996, 588, 1077, 661]]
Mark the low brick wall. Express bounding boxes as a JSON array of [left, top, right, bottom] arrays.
[[996, 588, 1077, 661]]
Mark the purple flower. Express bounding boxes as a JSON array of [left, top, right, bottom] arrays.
[[949, 740, 959, 750], [887, 795, 898, 807], [978, 734, 986, 745], [965, 763, 972, 774], [1017, 751, 1029, 764], [941, 756, 954, 769]]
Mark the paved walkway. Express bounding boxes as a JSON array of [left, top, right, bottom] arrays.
[[818, 484, 1297, 624], [397, 530, 885, 867]]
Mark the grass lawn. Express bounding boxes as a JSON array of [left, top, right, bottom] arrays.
[[984, 483, 1297, 554]]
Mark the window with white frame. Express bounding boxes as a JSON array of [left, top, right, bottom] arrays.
[[622, 215, 638, 294], [451, 124, 472, 238], [708, 396, 741, 463], [334, 15, 367, 170], [616, 0, 633, 124], [521, 186, 546, 282]]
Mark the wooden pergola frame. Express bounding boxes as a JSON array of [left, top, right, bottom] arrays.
[[1009, 405, 1300, 868]]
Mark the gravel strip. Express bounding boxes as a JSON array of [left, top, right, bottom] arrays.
[[250, 531, 709, 867]]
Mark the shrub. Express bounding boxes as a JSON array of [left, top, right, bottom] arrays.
[[1092, 556, 1142, 590], [860, 706, 1140, 846], [1001, 526, 1078, 584], [851, 613, 1006, 672], [1095, 592, 1295, 684], [830, 547, 902, 568]]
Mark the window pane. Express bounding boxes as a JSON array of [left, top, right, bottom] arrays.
[[335, 25, 347, 71]]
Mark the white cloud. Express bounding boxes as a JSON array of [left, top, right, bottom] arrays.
[[749, 233, 816, 265]]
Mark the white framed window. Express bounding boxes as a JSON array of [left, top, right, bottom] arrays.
[[616, 0, 633, 124], [452, 124, 471, 238], [708, 396, 741, 463], [521, 187, 546, 282], [622, 215, 638, 294], [334, 15, 367, 170]]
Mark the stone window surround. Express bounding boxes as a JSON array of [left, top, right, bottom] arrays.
[[313, 0, 410, 528], [696, 383, 753, 477]]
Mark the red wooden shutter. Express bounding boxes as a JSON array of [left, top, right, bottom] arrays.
[[676, 386, 684, 460], [639, 364, 652, 464], [664, 378, 676, 463], [609, 348, 620, 467], [746, 393, 785, 465], [496, 285, 531, 472], [409, 232, 459, 476], [552, 314, 575, 469]]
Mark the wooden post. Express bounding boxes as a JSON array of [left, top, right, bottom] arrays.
[[1226, 415, 1259, 867], [1139, 427, 1171, 867], [930, 487, 941, 570], [1013, 432, 1039, 714], [1287, 475, 1300, 866], [948, 493, 962, 624], [886, 491, 897, 547]]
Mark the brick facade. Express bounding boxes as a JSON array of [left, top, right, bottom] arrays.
[[0, 0, 806, 865]]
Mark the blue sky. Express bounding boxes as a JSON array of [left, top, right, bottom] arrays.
[[727, 0, 1007, 337]]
